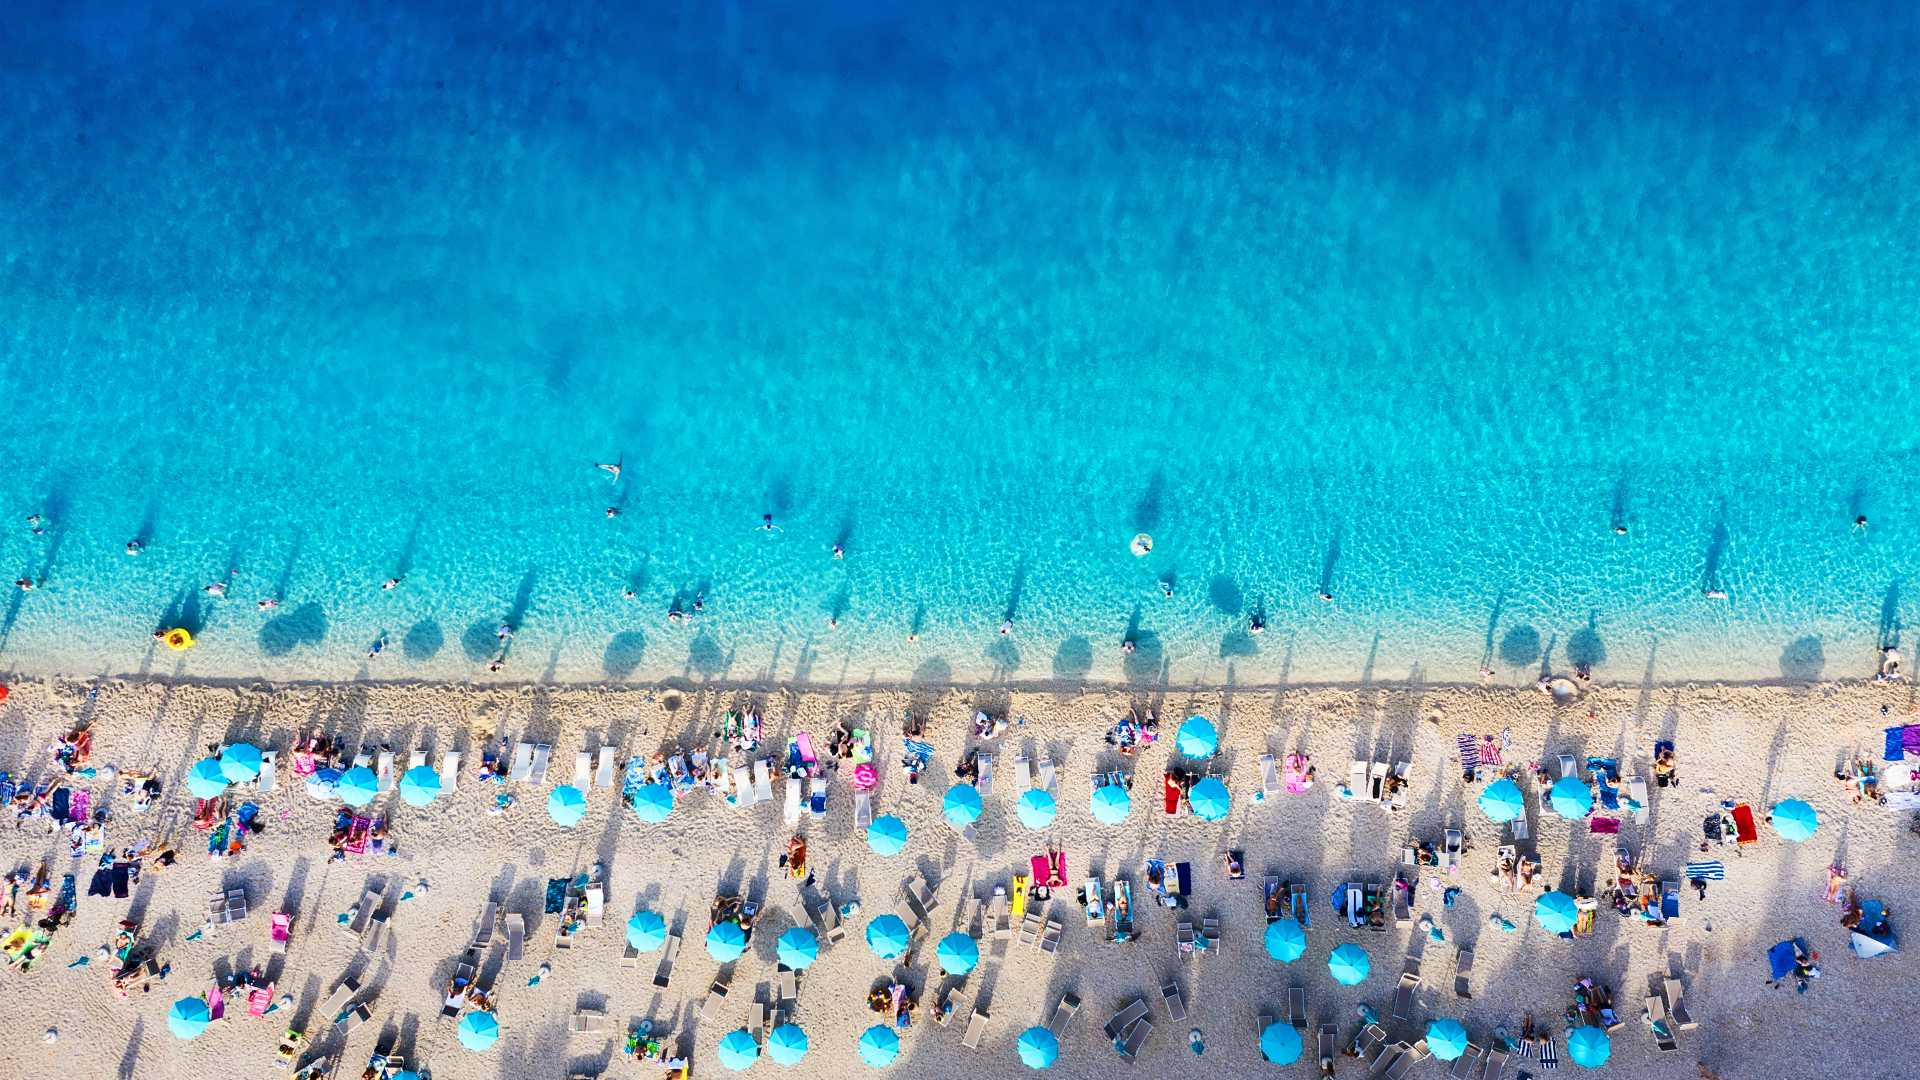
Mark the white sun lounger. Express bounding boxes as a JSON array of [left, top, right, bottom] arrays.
[[409, 749, 427, 770], [503, 914, 525, 961], [440, 750, 461, 791], [976, 752, 995, 797], [1454, 947, 1473, 998], [510, 742, 534, 781], [1628, 774, 1649, 824], [785, 778, 802, 825], [1350, 760, 1367, 798], [1012, 753, 1031, 789], [1288, 986, 1306, 1030], [753, 759, 774, 803], [1509, 809, 1530, 843], [1162, 980, 1186, 1021], [352, 746, 373, 768], [573, 751, 591, 788], [528, 743, 552, 785], [1557, 753, 1577, 780], [594, 746, 615, 788], [1047, 992, 1078, 1037], [1036, 754, 1056, 792], [376, 750, 395, 792], [1390, 761, 1410, 810], [1259, 754, 1280, 799], [1368, 761, 1388, 802], [257, 750, 277, 795], [854, 791, 874, 828], [961, 1005, 989, 1050]]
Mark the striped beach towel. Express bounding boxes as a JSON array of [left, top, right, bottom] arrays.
[[1479, 735, 1503, 766], [1457, 735, 1480, 773], [1540, 1036, 1558, 1069], [1685, 860, 1726, 881]]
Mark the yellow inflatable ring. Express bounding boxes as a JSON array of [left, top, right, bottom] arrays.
[[164, 628, 194, 651]]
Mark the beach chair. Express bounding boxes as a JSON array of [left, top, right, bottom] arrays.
[[700, 979, 730, 1025], [257, 750, 278, 795], [529, 743, 552, 785], [1627, 774, 1649, 824], [748, 999, 767, 1041], [1509, 806, 1530, 842], [1483, 1046, 1508, 1078], [572, 751, 591, 788], [977, 751, 994, 796], [1349, 1023, 1387, 1063], [1162, 980, 1186, 1021], [440, 750, 461, 791], [1318, 1026, 1337, 1070], [471, 901, 498, 949], [1260, 754, 1281, 800], [1392, 880, 1412, 927], [1454, 947, 1472, 998], [1557, 753, 1577, 780], [854, 790, 874, 828], [652, 932, 680, 989], [809, 774, 828, 815], [510, 742, 534, 781], [595, 746, 615, 788], [1010, 752, 1031, 789], [753, 759, 774, 803], [1663, 977, 1696, 1030], [409, 748, 427, 771], [1291, 883, 1309, 927], [784, 778, 802, 825], [584, 884, 604, 928], [1385, 1043, 1429, 1080], [1040, 918, 1063, 953], [1450, 1044, 1486, 1079], [1047, 992, 1079, 1037], [1389, 976, 1417, 1027], [1348, 760, 1367, 799], [1444, 829, 1464, 872], [990, 888, 1011, 940], [1037, 754, 1057, 792], [1201, 916, 1220, 952], [1390, 761, 1411, 810], [337, 1002, 371, 1035], [376, 749, 395, 792], [363, 902, 391, 954], [270, 911, 293, 955], [351, 746, 373, 769], [318, 976, 359, 1025], [571, 1006, 610, 1035], [962, 1005, 989, 1050], [1368, 761, 1388, 802], [1288, 986, 1307, 1030], [1120, 1016, 1152, 1059], [1644, 994, 1678, 1051], [503, 913, 525, 961], [1105, 998, 1150, 1041], [1176, 920, 1195, 956]]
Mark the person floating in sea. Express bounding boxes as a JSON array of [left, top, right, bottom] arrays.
[[124, 539, 144, 556], [26, 514, 46, 536], [13, 578, 32, 592], [1160, 575, 1174, 599], [257, 598, 279, 611], [1248, 612, 1266, 635], [622, 587, 637, 600], [760, 513, 781, 532], [1000, 618, 1013, 636], [382, 577, 402, 591], [605, 506, 620, 519], [832, 542, 845, 559], [1703, 588, 1728, 600], [1317, 588, 1333, 602], [594, 461, 621, 483], [1855, 515, 1869, 532], [496, 623, 514, 641], [1612, 523, 1628, 535], [367, 633, 387, 660], [204, 581, 227, 598]]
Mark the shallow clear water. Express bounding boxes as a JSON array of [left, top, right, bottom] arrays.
[[1, 1, 1916, 687]]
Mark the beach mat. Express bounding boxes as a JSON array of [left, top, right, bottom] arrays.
[[1766, 939, 1801, 980]]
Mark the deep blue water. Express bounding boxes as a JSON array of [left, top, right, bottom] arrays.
[[1, 1, 1917, 687]]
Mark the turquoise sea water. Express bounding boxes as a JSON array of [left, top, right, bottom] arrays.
[[1, 2, 1917, 688]]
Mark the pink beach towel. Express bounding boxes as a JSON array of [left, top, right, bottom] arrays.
[[68, 790, 90, 823], [852, 763, 878, 790], [1589, 817, 1620, 834]]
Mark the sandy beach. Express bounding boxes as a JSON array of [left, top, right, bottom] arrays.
[[0, 673, 1910, 1080]]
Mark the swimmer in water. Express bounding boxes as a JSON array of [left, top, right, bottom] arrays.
[[205, 582, 227, 597], [1000, 619, 1013, 636], [1317, 589, 1333, 602], [14, 578, 32, 591], [1612, 524, 1628, 536], [1703, 588, 1728, 600], [257, 598, 279, 611], [692, 592, 705, 612], [1160, 577, 1174, 599], [907, 632, 919, 644], [26, 515, 45, 536], [760, 513, 781, 532], [367, 633, 387, 659], [622, 587, 637, 600], [125, 539, 143, 556], [382, 577, 401, 591], [605, 506, 620, 519], [496, 623, 514, 640], [488, 656, 505, 672], [1855, 515, 1869, 532], [832, 542, 845, 560], [667, 609, 686, 625], [595, 461, 622, 483], [1249, 613, 1265, 635], [827, 616, 838, 629], [1122, 639, 1135, 654]]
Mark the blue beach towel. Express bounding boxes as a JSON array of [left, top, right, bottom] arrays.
[[1766, 939, 1801, 980], [1888, 727, 1906, 762], [1684, 861, 1725, 881]]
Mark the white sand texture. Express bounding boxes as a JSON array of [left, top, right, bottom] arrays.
[[0, 676, 1911, 1080]]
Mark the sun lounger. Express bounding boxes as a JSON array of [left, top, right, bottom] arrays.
[[1450, 1044, 1486, 1078], [1120, 1016, 1152, 1059], [439, 750, 461, 791], [652, 932, 680, 989], [753, 758, 774, 803], [1557, 753, 1577, 779], [962, 1005, 989, 1050], [270, 911, 293, 955], [337, 1002, 371, 1034], [809, 774, 828, 815], [257, 750, 278, 794], [1039, 918, 1062, 953], [1348, 759, 1367, 799], [1392, 880, 1412, 927], [573, 751, 591, 788], [1291, 883, 1309, 927], [1176, 920, 1195, 955], [779, 965, 798, 1006], [990, 888, 1011, 940], [471, 901, 497, 949], [376, 749, 395, 792], [594, 746, 615, 788], [1645, 994, 1678, 1051], [503, 913, 525, 961], [570, 1006, 610, 1035], [1012, 753, 1031, 789], [1260, 754, 1281, 799], [1660, 880, 1681, 923], [528, 743, 552, 785], [1454, 947, 1472, 998], [1627, 774, 1649, 824], [1663, 977, 1696, 1030], [854, 790, 873, 828], [363, 903, 390, 954], [1389, 976, 1417, 1027], [1201, 916, 1220, 952], [700, 980, 730, 1025], [318, 977, 359, 1025], [1105, 998, 1150, 1041], [1444, 829, 1464, 871], [1288, 985, 1307, 1029], [1390, 762, 1410, 810], [1384, 1043, 1428, 1080], [785, 778, 802, 825], [1037, 754, 1056, 792], [748, 999, 766, 1040], [1368, 761, 1388, 802], [1047, 992, 1079, 1037], [1161, 980, 1186, 1021], [510, 742, 534, 781], [1483, 1046, 1508, 1078], [1349, 1023, 1387, 1063], [1318, 1026, 1337, 1070]]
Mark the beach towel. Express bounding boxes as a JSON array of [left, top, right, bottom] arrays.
[[87, 868, 113, 897], [1906, 725, 1920, 755], [1480, 736, 1503, 766], [1596, 784, 1619, 810], [50, 787, 70, 823], [1540, 1036, 1557, 1069], [69, 790, 90, 823], [544, 878, 569, 915], [112, 862, 133, 898], [1585, 757, 1619, 782], [1588, 817, 1619, 834], [1766, 939, 1801, 980], [903, 740, 934, 763], [1887, 727, 1906, 762], [1685, 860, 1725, 881], [1456, 735, 1479, 774], [796, 732, 818, 770]]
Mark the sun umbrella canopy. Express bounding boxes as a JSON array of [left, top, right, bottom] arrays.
[[219, 743, 263, 782], [398, 766, 441, 807], [1477, 778, 1525, 822], [631, 783, 673, 822], [1426, 1019, 1469, 1060], [1261, 1020, 1303, 1064], [337, 766, 379, 807], [1190, 776, 1231, 821], [866, 914, 910, 959], [867, 814, 908, 856], [1548, 776, 1593, 819], [859, 1024, 900, 1067], [706, 920, 748, 962], [777, 927, 819, 969], [1091, 783, 1130, 825], [768, 1023, 810, 1067], [457, 1010, 499, 1051], [1264, 918, 1307, 963], [1771, 798, 1818, 842], [1329, 943, 1370, 985], [1535, 891, 1579, 934], [1176, 715, 1218, 758], [626, 910, 667, 952], [937, 932, 979, 975], [1017, 1026, 1060, 1069], [1567, 1026, 1611, 1068], [943, 784, 982, 827], [547, 785, 587, 826], [187, 758, 229, 799], [168, 996, 210, 1040], [304, 766, 343, 801], [718, 1028, 760, 1071], [1016, 788, 1057, 830]]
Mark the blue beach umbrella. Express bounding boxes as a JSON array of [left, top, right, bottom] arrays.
[[1091, 783, 1130, 825], [187, 758, 229, 799], [868, 814, 908, 856], [1477, 778, 1525, 822], [1176, 715, 1218, 758], [1426, 1019, 1469, 1060], [937, 932, 979, 975], [305, 766, 342, 801], [398, 766, 440, 807], [768, 1023, 810, 1067], [627, 910, 667, 952], [1017, 788, 1057, 830], [1535, 891, 1579, 934], [1329, 943, 1370, 985], [1771, 798, 1818, 842], [168, 996, 210, 1040], [1567, 1026, 1611, 1068], [859, 1024, 900, 1067], [943, 785, 982, 828], [219, 744, 263, 783], [1548, 776, 1592, 819], [1264, 918, 1307, 963], [777, 926, 819, 969], [1018, 1026, 1060, 1069], [1260, 1020, 1303, 1064], [718, 1028, 760, 1071], [457, 1010, 499, 1051], [1190, 777, 1231, 821], [547, 785, 587, 826], [337, 766, 379, 807], [706, 920, 748, 962], [866, 914, 910, 959], [630, 783, 673, 823]]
